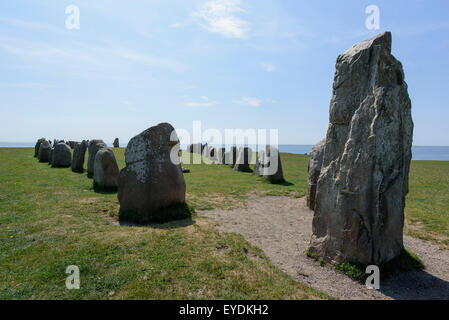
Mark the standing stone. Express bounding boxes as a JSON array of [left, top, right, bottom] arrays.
[[217, 148, 226, 164], [48, 148, 54, 165], [308, 32, 413, 266], [113, 138, 120, 148], [117, 123, 187, 223], [262, 145, 284, 183], [253, 150, 265, 175], [306, 139, 326, 210], [87, 140, 108, 178], [52, 143, 72, 167], [72, 140, 88, 173], [234, 147, 253, 172], [225, 146, 238, 166], [93, 148, 119, 191], [38, 141, 51, 162], [34, 138, 46, 158]]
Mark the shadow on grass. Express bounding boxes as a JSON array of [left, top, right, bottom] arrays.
[[92, 181, 117, 194], [118, 202, 195, 229]]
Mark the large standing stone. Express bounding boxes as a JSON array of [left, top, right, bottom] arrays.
[[38, 141, 51, 162], [34, 138, 46, 158], [306, 139, 326, 210], [262, 145, 284, 183], [94, 148, 119, 191], [253, 146, 284, 183], [234, 147, 253, 172], [113, 138, 120, 148], [308, 32, 413, 266], [48, 148, 54, 165], [72, 140, 88, 173], [52, 143, 72, 167], [117, 123, 187, 223], [87, 140, 108, 178], [217, 148, 226, 164]]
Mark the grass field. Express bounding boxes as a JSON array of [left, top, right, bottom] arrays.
[[0, 147, 447, 299], [0, 148, 326, 300]]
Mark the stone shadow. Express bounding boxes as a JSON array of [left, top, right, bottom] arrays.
[[380, 270, 449, 300]]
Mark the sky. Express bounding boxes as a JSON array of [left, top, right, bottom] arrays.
[[0, 0, 448, 146]]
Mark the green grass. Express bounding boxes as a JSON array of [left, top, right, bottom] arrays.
[[181, 152, 309, 210], [0, 148, 326, 300], [0, 147, 447, 299], [405, 161, 449, 248], [333, 249, 425, 282]]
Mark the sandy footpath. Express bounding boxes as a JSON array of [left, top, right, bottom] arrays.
[[199, 195, 449, 300]]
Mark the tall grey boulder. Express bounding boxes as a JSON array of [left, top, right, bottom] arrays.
[[308, 32, 413, 266], [306, 139, 326, 210], [234, 147, 253, 172], [87, 140, 108, 178], [72, 140, 88, 173], [34, 138, 46, 158], [48, 148, 54, 165], [113, 138, 119, 148], [52, 143, 72, 167], [117, 123, 187, 223], [94, 148, 119, 191], [38, 141, 51, 162]]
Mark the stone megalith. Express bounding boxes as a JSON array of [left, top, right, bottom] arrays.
[[217, 148, 226, 164], [308, 32, 413, 266], [87, 140, 108, 178], [234, 147, 253, 172], [262, 145, 284, 183], [253, 146, 284, 183], [93, 148, 119, 191], [34, 138, 46, 158], [72, 140, 88, 173], [113, 138, 119, 148], [117, 123, 187, 223], [38, 141, 51, 162], [48, 148, 54, 165], [52, 143, 72, 167], [306, 139, 326, 210]]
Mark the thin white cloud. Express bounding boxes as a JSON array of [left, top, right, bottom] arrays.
[[234, 97, 262, 107], [185, 96, 216, 107], [261, 62, 276, 72], [193, 0, 250, 39], [233, 97, 278, 107]]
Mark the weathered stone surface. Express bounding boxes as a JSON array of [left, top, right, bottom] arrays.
[[93, 148, 119, 191], [38, 141, 51, 162], [67, 141, 78, 149], [72, 140, 88, 173], [52, 143, 72, 167], [253, 146, 284, 183], [113, 138, 119, 148], [225, 146, 238, 166], [306, 139, 326, 210], [234, 147, 253, 172], [87, 140, 108, 178], [308, 32, 413, 266], [217, 148, 226, 164], [253, 150, 264, 175], [48, 148, 54, 165], [262, 145, 284, 183], [117, 123, 186, 223], [34, 138, 46, 158]]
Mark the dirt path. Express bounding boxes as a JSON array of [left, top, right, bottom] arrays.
[[199, 195, 449, 300]]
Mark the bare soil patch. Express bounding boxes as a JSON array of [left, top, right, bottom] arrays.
[[200, 195, 449, 300]]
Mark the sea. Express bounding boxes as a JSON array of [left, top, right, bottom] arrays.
[[1, 142, 448, 161]]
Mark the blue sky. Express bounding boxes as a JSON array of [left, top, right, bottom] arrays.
[[0, 0, 448, 145]]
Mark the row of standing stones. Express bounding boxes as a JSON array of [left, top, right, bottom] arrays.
[[33, 32, 412, 267], [34, 138, 121, 192], [306, 32, 413, 267], [187, 143, 284, 183]]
